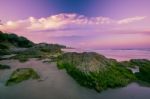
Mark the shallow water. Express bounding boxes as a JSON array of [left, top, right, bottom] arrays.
[[94, 49, 150, 61], [62, 49, 150, 61], [0, 59, 150, 99]]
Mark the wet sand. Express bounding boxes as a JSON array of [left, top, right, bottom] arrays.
[[0, 59, 150, 99]]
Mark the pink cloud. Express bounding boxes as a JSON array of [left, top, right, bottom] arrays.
[[0, 13, 148, 33], [0, 13, 149, 49], [117, 16, 146, 24]]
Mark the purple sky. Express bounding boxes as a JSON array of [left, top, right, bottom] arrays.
[[0, 0, 150, 49]]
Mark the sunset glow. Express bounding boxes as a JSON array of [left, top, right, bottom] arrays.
[[0, 0, 150, 49]]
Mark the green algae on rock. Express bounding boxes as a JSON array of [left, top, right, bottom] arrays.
[[120, 59, 150, 84], [0, 31, 66, 62], [133, 59, 150, 83], [57, 52, 136, 92], [6, 68, 40, 86], [0, 64, 10, 69]]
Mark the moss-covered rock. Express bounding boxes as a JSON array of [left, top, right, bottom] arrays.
[[135, 65, 150, 83], [12, 49, 60, 62], [6, 68, 40, 86], [0, 31, 66, 62], [130, 59, 150, 67], [57, 52, 136, 92], [0, 64, 10, 69], [12, 49, 41, 62], [132, 59, 150, 83], [119, 59, 150, 85], [120, 59, 150, 68]]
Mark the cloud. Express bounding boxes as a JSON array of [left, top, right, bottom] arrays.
[[0, 13, 115, 32], [117, 16, 146, 24], [0, 14, 148, 35], [0, 14, 147, 32], [0, 13, 149, 49]]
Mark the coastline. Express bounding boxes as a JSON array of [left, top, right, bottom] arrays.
[[62, 48, 150, 61]]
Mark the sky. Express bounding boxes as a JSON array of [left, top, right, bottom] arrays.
[[0, 0, 150, 49]]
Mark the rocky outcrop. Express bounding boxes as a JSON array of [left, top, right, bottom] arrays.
[[125, 59, 150, 83], [0, 31, 67, 62], [57, 52, 136, 92]]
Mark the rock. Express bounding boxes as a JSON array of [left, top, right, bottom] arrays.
[[6, 68, 40, 86], [57, 52, 136, 92], [133, 59, 150, 83], [0, 64, 10, 69], [0, 31, 66, 61], [130, 59, 150, 67]]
